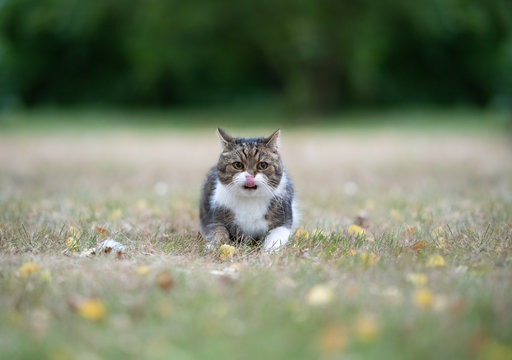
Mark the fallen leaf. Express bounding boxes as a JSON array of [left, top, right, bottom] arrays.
[[19, 262, 41, 277], [77, 299, 106, 321], [431, 226, 444, 237], [317, 323, 348, 355], [136, 266, 150, 275], [390, 209, 403, 221], [97, 227, 109, 236], [404, 226, 416, 235], [360, 252, 380, 265], [346, 249, 357, 256], [39, 269, 51, 281], [406, 272, 428, 286], [69, 226, 81, 238], [307, 284, 334, 306], [355, 313, 380, 342], [294, 228, 310, 239], [413, 288, 434, 308], [411, 240, 429, 252], [435, 237, 447, 249], [65, 237, 79, 249], [157, 270, 175, 291], [348, 224, 366, 236], [110, 209, 122, 220], [219, 244, 236, 260], [427, 254, 446, 267]]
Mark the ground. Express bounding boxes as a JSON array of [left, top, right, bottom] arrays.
[[1, 109, 511, 360]]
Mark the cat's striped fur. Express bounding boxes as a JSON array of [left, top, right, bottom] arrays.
[[199, 129, 296, 252]]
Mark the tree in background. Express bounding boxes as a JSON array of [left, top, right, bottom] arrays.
[[0, 0, 511, 112]]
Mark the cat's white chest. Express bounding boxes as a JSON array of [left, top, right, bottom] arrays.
[[212, 180, 269, 237]]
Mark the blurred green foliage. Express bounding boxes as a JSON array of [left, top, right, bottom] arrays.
[[0, 0, 511, 112]]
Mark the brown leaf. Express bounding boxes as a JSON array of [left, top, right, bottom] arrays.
[[411, 240, 429, 252], [317, 323, 348, 355], [157, 270, 175, 291], [97, 227, 109, 236]]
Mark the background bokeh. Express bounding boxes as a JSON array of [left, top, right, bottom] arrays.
[[1, 0, 511, 113]]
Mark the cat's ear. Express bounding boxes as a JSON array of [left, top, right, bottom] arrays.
[[217, 128, 234, 147], [264, 129, 281, 148]]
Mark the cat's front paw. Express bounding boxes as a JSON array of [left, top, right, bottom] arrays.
[[263, 226, 291, 253]]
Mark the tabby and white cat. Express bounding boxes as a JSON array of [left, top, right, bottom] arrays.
[[200, 128, 297, 252]]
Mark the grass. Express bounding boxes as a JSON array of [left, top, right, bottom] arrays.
[[1, 109, 512, 360]]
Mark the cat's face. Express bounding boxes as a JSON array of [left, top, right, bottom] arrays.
[[216, 128, 283, 197]]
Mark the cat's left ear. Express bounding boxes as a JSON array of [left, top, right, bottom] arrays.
[[264, 129, 281, 148]]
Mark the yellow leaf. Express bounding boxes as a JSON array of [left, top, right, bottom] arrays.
[[360, 252, 380, 265], [390, 209, 403, 220], [69, 226, 81, 238], [427, 254, 446, 267], [77, 299, 106, 321], [307, 284, 334, 306], [39, 269, 51, 281], [110, 209, 122, 221], [406, 272, 428, 286], [317, 323, 348, 355], [219, 244, 237, 260], [346, 249, 357, 256], [294, 228, 310, 239], [355, 313, 380, 342], [65, 237, 79, 249], [348, 224, 366, 236], [19, 262, 41, 277], [435, 237, 447, 249], [413, 288, 434, 308], [135, 266, 150, 275], [431, 226, 444, 237]]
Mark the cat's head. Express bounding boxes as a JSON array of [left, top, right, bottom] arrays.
[[216, 128, 284, 197]]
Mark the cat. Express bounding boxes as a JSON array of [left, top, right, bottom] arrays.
[[199, 128, 297, 252]]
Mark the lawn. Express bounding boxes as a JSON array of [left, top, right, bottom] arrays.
[[1, 109, 511, 360]]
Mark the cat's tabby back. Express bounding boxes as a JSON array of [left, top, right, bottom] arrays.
[[200, 128, 296, 252]]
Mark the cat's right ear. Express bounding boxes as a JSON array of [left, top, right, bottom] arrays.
[[217, 128, 234, 147]]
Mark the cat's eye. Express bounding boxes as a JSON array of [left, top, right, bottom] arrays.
[[257, 162, 268, 170], [233, 161, 244, 170]]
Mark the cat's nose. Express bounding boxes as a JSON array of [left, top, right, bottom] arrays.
[[245, 175, 256, 188]]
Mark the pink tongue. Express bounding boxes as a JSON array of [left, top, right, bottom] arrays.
[[245, 175, 256, 187]]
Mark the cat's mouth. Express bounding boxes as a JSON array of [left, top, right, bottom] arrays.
[[243, 185, 258, 190]]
